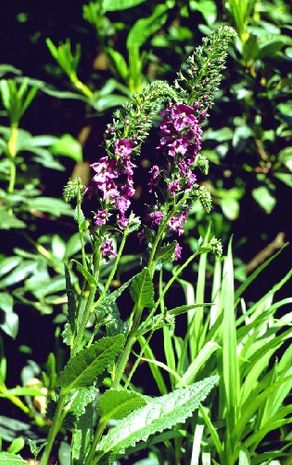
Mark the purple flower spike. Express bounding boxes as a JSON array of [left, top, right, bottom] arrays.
[[100, 239, 117, 259], [115, 139, 133, 157], [175, 243, 183, 260], [149, 211, 164, 227], [94, 209, 110, 227]]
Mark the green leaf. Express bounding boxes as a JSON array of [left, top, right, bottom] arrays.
[[58, 335, 124, 392], [221, 242, 240, 430], [107, 48, 129, 81], [154, 242, 176, 265], [129, 268, 154, 311], [51, 134, 83, 162], [252, 186, 276, 214], [97, 376, 218, 456], [0, 292, 18, 339], [274, 172, 292, 187], [0, 453, 27, 464], [0, 387, 43, 397], [0, 207, 25, 230], [177, 342, 220, 387], [25, 197, 74, 217], [100, 390, 146, 421], [103, 0, 146, 11], [7, 437, 25, 454], [279, 147, 292, 171]]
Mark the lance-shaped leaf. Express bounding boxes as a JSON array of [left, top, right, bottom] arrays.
[[129, 268, 154, 311], [99, 389, 146, 421], [58, 335, 124, 392], [154, 242, 176, 265], [0, 453, 27, 465], [97, 376, 218, 455]]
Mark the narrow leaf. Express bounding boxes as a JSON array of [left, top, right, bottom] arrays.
[[130, 268, 154, 311]]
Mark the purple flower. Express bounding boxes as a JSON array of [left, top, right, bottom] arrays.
[[149, 211, 164, 227], [171, 103, 197, 131], [117, 214, 129, 229], [175, 243, 183, 260], [121, 157, 137, 176], [115, 196, 131, 214], [100, 239, 117, 259], [94, 209, 110, 227], [168, 180, 180, 197], [91, 157, 118, 183], [121, 182, 135, 199], [167, 137, 189, 157], [185, 172, 197, 189], [168, 211, 187, 236], [115, 139, 133, 157], [148, 165, 160, 192]]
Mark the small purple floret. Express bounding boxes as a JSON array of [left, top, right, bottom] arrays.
[[100, 239, 117, 259]]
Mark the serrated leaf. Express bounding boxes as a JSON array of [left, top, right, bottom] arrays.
[[129, 268, 154, 311], [58, 335, 124, 392], [0, 453, 27, 464], [97, 376, 218, 455], [100, 390, 146, 421], [154, 242, 176, 265], [96, 277, 134, 315]]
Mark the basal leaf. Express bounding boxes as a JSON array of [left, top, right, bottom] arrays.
[[97, 376, 218, 456], [99, 389, 146, 421], [58, 335, 124, 392], [129, 268, 154, 311]]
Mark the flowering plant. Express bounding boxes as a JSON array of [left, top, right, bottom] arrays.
[[1, 27, 236, 465]]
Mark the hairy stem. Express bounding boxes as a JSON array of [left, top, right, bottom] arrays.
[[40, 394, 67, 465]]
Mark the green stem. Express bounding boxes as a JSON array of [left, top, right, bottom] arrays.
[[7, 125, 18, 195], [72, 282, 97, 356], [96, 228, 129, 305], [84, 419, 107, 465], [40, 395, 67, 465], [8, 160, 16, 194], [77, 191, 87, 268]]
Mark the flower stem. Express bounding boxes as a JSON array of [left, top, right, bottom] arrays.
[[40, 394, 66, 465], [7, 125, 18, 195]]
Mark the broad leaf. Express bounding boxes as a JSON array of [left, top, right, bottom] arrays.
[[129, 268, 154, 311], [58, 335, 124, 392], [99, 389, 146, 421], [97, 376, 218, 455]]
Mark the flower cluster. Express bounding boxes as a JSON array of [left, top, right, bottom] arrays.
[[146, 102, 206, 258], [89, 139, 136, 230]]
